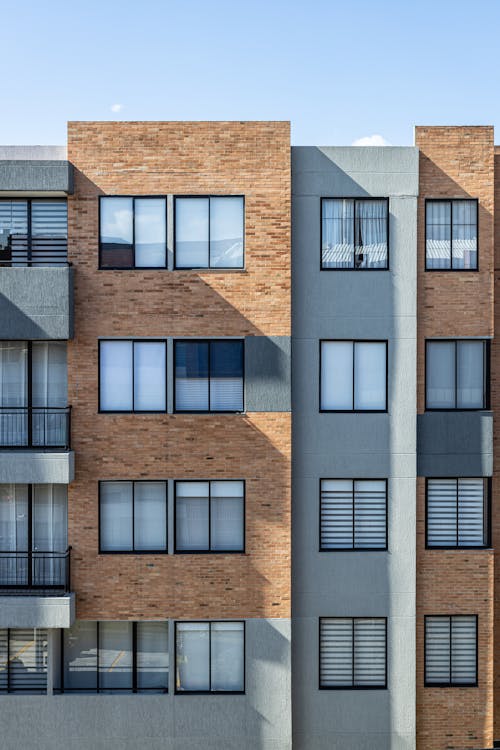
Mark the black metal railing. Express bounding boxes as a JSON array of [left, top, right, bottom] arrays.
[[0, 236, 68, 266], [0, 406, 71, 449], [0, 548, 71, 594]]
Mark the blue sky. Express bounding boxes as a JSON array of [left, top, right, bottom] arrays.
[[3, 0, 499, 146]]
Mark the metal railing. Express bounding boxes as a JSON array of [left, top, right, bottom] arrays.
[[0, 406, 71, 449], [0, 548, 71, 594], [0, 237, 68, 266]]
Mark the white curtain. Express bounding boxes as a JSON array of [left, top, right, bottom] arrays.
[[176, 622, 210, 691], [100, 341, 133, 411], [457, 341, 484, 408], [355, 200, 388, 269], [210, 622, 244, 691], [210, 481, 244, 551], [321, 199, 354, 268], [133, 342, 166, 411], [176, 482, 209, 551], [321, 341, 353, 410], [32, 485, 67, 552], [32, 342, 67, 445], [134, 482, 167, 551], [100, 482, 133, 551], [354, 342, 386, 410], [0, 342, 27, 445]]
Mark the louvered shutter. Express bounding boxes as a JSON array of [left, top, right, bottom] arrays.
[[0, 629, 7, 691]]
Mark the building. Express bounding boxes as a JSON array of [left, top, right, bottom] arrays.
[[0, 122, 495, 750]]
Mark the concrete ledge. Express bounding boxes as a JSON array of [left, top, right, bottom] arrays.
[[0, 266, 74, 339], [0, 160, 73, 194], [417, 411, 493, 476], [0, 451, 74, 483], [0, 593, 74, 628]]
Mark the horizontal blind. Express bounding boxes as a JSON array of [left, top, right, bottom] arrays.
[[321, 480, 386, 549], [0, 629, 7, 691], [31, 201, 67, 265], [353, 619, 386, 687], [0, 201, 28, 263], [320, 618, 353, 687], [451, 616, 477, 685], [9, 628, 47, 692], [425, 617, 451, 684], [427, 479, 485, 547], [458, 479, 485, 547]]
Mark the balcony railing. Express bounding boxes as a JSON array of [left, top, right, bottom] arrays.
[[0, 236, 68, 266], [0, 548, 71, 594], [0, 406, 71, 449]]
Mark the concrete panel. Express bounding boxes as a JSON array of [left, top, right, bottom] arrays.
[[0, 618, 291, 750], [0, 451, 74, 483], [417, 411, 493, 476], [0, 266, 74, 339], [292, 146, 417, 750], [245, 336, 291, 412], [0, 594, 75, 629], [0, 160, 73, 194]]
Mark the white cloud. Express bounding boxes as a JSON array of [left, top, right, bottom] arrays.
[[351, 134, 390, 146], [110, 103, 124, 113]]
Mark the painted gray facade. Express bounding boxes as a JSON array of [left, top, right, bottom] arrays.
[[0, 146, 72, 195], [0, 266, 74, 339], [417, 411, 493, 476], [291, 147, 418, 750], [0, 450, 75, 483], [0, 618, 291, 750], [0, 594, 75, 629]]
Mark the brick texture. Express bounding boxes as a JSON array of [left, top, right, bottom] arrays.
[[66, 122, 291, 620]]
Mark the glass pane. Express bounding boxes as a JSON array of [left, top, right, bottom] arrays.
[[32, 342, 68, 447], [175, 198, 209, 268], [31, 201, 67, 266], [353, 619, 386, 687], [452, 201, 477, 270], [354, 342, 386, 410], [211, 622, 244, 691], [134, 482, 167, 551], [0, 485, 28, 585], [32, 484, 68, 552], [100, 197, 133, 268], [210, 481, 244, 551], [63, 621, 98, 691], [451, 616, 477, 685], [137, 622, 169, 691], [457, 341, 484, 409], [210, 197, 244, 268], [135, 198, 166, 268], [100, 341, 133, 411], [354, 480, 387, 549], [425, 617, 451, 684], [210, 341, 244, 412], [9, 629, 47, 693], [320, 479, 354, 550], [355, 200, 388, 269], [175, 342, 209, 411], [100, 482, 133, 551], [0, 342, 28, 446], [99, 622, 133, 691], [427, 479, 458, 547], [0, 201, 28, 265], [458, 478, 485, 547], [426, 202, 451, 269], [176, 622, 210, 691], [426, 342, 455, 409], [322, 199, 354, 269], [0, 629, 7, 691], [320, 618, 353, 687], [176, 482, 209, 551], [133, 342, 166, 411], [321, 341, 353, 410]]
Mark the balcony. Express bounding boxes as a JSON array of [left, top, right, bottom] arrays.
[[0, 549, 74, 629]]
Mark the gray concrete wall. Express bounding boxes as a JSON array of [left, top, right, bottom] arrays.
[[0, 594, 75, 629], [0, 266, 74, 339], [245, 336, 291, 412], [0, 618, 291, 750], [291, 146, 418, 750], [0, 451, 74, 483], [417, 411, 493, 476], [0, 160, 73, 194]]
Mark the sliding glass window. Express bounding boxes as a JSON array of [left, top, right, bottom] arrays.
[[175, 197, 244, 269], [99, 340, 166, 412], [321, 198, 388, 270], [99, 481, 167, 552], [100, 197, 167, 269]]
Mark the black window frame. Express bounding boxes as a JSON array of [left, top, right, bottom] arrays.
[[424, 614, 478, 688], [174, 620, 246, 695], [319, 339, 388, 413], [425, 339, 490, 411], [98, 339, 168, 414], [173, 338, 245, 414], [0, 627, 48, 694], [319, 478, 388, 552], [174, 479, 246, 554], [98, 480, 168, 554], [98, 195, 168, 271], [425, 198, 479, 272], [318, 616, 388, 690], [59, 621, 169, 694], [173, 195, 245, 270], [425, 477, 491, 550], [0, 197, 68, 267], [320, 196, 390, 272]]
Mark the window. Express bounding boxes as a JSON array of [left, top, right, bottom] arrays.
[[426, 340, 488, 410], [175, 621, 245, 693], [426, 199, 478, 270], [175, 196, 244, 269], [0, 628, 48, 692], [99, 482, 167, 553], [425, 615, 477, 686], [0, 199, 67, 266], [174, 340, 244, 413], [320, 340, 387, 412], [0, 341, 68, 448], [99, 197, 167, 269], [321, 198, 388, 270], [99, 340, 167, 412], [61, 621, 169, 693], [319, 618, 387, 689], [320, 480, 387, 550], [175, 480, 244, 552], [426, 479, 489, 549]]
